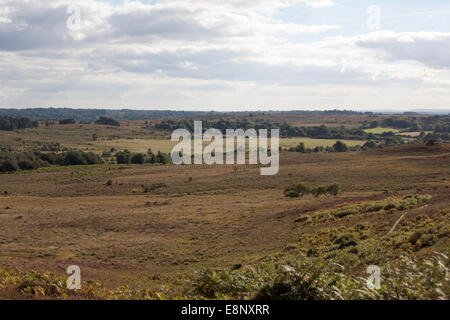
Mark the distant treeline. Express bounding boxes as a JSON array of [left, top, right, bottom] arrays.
[[154, 119, 369, 140], [362, 115, 450, 133], [153, 116, 449, 140], [0, 151, 102, 173], [0, 108, 202, 122], [0, 116, 39, 131], [0, 108, 374, 121]]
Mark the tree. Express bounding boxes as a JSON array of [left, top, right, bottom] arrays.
[[0, 158, 18, 172], [62, 151, 88, 165], [295, 143, 306, 153], [115, 151, 131, 164], [156, 151, 169, 164], [131, 153, 145, 164], [363, 140, 378, 149], [333, 141, 348, 152]]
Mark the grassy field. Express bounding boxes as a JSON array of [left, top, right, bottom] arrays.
[[364, 127, 400, 134]]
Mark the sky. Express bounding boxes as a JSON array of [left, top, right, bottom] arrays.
[[0, 0, 450, 112]]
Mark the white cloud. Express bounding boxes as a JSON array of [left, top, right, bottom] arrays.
[[0, 0, 449, 111], [297, 0, 336, 8]]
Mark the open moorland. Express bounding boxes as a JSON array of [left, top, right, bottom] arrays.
[[0, 111, 449, 299]]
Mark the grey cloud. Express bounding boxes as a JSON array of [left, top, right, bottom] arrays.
[[0, 3, 72, 51], [357, 33, 450, 69], [108, 8, 222, 40]]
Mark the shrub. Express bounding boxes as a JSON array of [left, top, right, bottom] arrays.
[[156, 151, 170, 164], [62, 151, 87, 165], [326, 183, 340, 196], [333, 233, 357, 248], [284, 182, 340, 198], [0, 158, 18, 172], [131, 153, 146, 164], [82, 152, 102, 165], [284, 189, 299, 198], [295, 143, 306, 153], [115, 151, 131, 164], [312, 185, 327, 197], [284, 182, 312, 198]]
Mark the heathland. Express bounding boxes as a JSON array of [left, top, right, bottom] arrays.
[[0, 110, 448, 299]]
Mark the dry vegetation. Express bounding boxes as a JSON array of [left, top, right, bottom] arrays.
[[0, 115, 449, 300]]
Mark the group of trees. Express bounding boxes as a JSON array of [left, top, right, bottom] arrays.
[[0, 116, 39, 131], [115, 149, 170, 165], [0, 147, 173, 173], [59, 119, 76, 125], [284, 182, 341, 198], [286, 141, 349, 153], [154, 119, 368, 140], [362, 115, 450, 133], [0, 151, 102, 173], [286, 135, 409, 154]]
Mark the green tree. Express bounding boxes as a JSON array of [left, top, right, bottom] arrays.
[[131, 153, 145, 164], [333, 141, 348, 152], [115, 151, 131, 164]]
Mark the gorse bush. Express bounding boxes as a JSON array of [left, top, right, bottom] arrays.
[[284, 182, 340, 198]]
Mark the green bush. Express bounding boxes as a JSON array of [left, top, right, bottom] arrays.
[[0, 158, 18, 172], [131, 153, 146, 164], [115, 151, 131, 164], [284, 182, 340, 198], [333, 141, 348, 152]]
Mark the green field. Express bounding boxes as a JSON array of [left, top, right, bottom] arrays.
[[364, 127, 400, 134]]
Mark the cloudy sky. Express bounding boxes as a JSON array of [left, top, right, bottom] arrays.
[[1, 0, 450, 111]]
